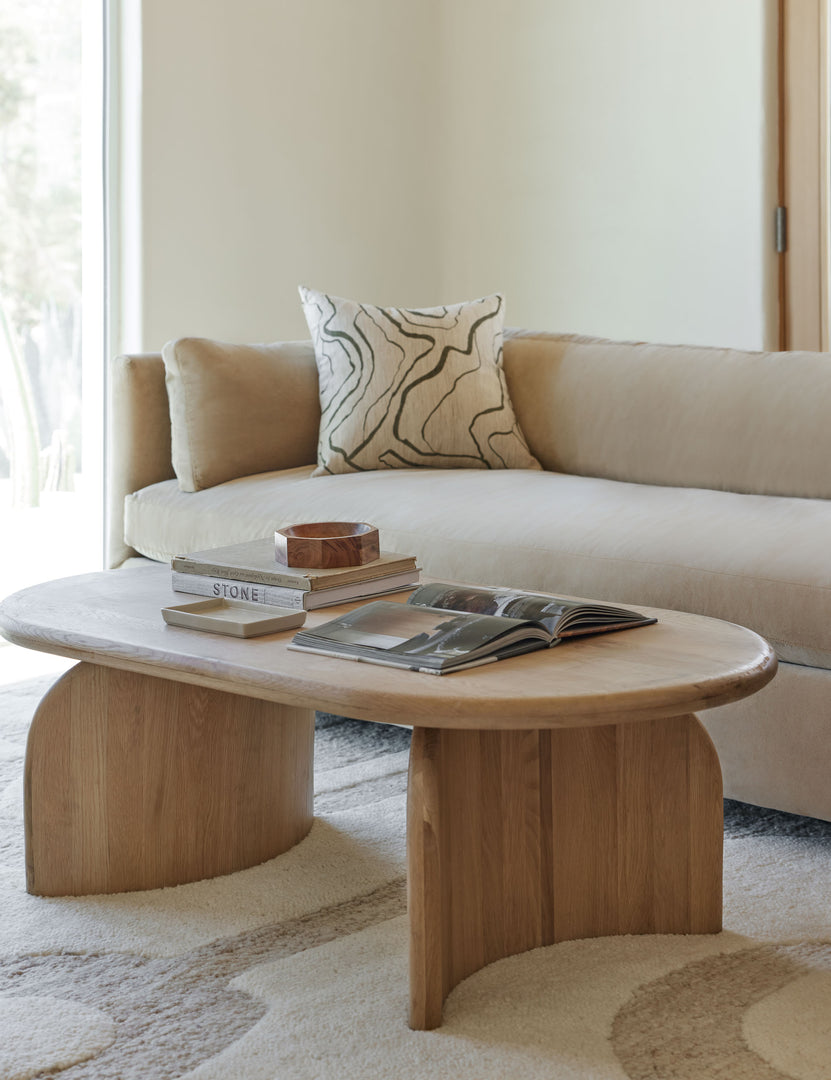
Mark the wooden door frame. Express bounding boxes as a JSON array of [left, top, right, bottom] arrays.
[[779, 0, 829, 350]]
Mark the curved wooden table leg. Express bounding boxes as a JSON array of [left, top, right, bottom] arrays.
[[25, 663, 314, 896], [407, 714, 722, 1030]]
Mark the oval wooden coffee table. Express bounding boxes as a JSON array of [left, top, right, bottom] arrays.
[[0, 567, 776, 1029]]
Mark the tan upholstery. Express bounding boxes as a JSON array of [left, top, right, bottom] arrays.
[[161, 337, 320, 491], [702, 662, 831, 822], [109, 325, 831, 821], [503, 329, 831, 498], [125, 466, 831, 670], [108, 354, 176, 567]]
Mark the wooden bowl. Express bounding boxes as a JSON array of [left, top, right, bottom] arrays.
[[274, 522, 380, 569]]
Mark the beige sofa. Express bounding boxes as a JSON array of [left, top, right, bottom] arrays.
[[109, 328, 831, 822]]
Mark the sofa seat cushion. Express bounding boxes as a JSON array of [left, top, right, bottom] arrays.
[[125, 467, 831, 668]]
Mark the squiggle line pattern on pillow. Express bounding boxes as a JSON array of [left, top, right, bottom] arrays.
[[299, 287, 540, 476]]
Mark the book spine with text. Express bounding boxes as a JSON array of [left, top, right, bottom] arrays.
[[171, 558, 314, 590], [171, 553, 417, 590], [171, 572, 308, 609]]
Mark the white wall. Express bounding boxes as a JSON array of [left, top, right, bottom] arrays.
[[125, 0, 777, 353], [133, 0, 441, 349], [437, 0, 778, 350]]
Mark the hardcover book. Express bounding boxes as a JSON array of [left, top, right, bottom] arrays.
[[170, 568, 420, 610], [171, 537, 417, 591], [288, 582, 657, 674]]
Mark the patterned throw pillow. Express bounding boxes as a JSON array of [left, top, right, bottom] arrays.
[[299, 287, 541, 476]]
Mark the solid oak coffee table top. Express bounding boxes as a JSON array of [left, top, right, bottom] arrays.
[[0, 566, 777, 728]]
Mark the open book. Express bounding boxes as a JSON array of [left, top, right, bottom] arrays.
[[288, 582, 657, 675]]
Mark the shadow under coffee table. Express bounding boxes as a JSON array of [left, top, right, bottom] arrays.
[[0, 567, 777, 1029]]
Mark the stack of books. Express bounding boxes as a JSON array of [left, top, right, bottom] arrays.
[[170, 537, 420, 610]]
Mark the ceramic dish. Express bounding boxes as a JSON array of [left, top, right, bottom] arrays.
[[162, 598, 307, 637]]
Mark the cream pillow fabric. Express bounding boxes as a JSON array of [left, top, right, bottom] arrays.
[[299, 287, 541, 476], [162, 337, 320, 491]]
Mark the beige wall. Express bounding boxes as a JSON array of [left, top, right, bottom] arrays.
[[126, 0, 777, 353], [436, 0, 778, 350], [133, 0, 441, 349]]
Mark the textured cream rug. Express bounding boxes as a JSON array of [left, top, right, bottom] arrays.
[[2, 662, 831, 1079]]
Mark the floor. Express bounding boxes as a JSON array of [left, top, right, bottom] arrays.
[[0, 478, 103, 603], [0, 476, 100, 684], [0, 642, 72, 686]]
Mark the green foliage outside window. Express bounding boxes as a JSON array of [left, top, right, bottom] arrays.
[[0, 1, 81, 507]]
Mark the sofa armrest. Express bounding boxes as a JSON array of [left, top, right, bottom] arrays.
[[107, 353, 175, 567]]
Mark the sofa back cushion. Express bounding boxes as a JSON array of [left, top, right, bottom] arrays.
[[162, 337, 320, 491], [503, 329, 831, 499]]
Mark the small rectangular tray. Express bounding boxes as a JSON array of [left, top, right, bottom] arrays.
[[162, 598, 307, 637]]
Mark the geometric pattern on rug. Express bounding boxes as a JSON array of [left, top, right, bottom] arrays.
[[0, 995, 116, 1079], [181, 923, 831, 1080], [0, 685, 410, 1079], [0, 879, 406, 1079], [612, 941, 831, 1080], [3, 672, 831, 1079]]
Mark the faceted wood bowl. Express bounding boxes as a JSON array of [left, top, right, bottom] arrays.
[[274, 522, 380, 568]]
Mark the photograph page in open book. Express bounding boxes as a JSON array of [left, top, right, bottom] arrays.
[[287, 582, 656, 674]]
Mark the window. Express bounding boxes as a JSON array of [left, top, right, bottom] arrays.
[[0, 0, 104, 599]]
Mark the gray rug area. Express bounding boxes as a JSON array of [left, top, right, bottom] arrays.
[[2, 673, 831, 1079], [723, 797, 831, 840]]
